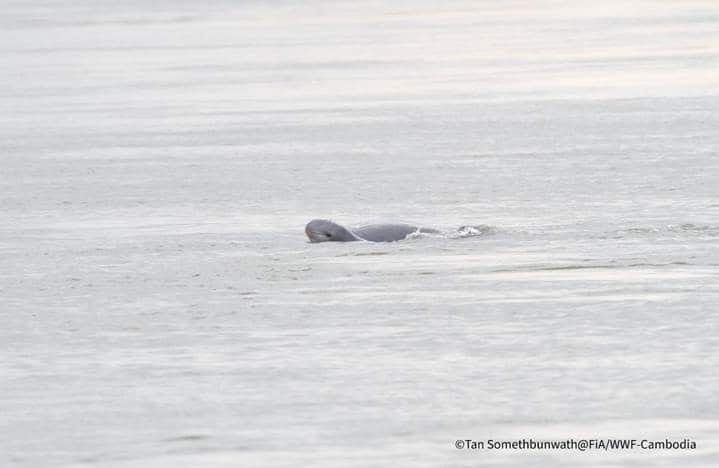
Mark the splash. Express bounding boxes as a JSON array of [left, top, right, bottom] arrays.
[[451, 224, 496, 239], [405, 224, 496, 240]]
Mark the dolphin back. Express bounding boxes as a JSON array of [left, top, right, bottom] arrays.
[[352, 224, 424, 242]]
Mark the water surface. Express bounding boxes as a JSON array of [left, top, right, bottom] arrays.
[[1, 1, 718, 466]]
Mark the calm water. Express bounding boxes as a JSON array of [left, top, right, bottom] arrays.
[[1, 1, 718, 467]]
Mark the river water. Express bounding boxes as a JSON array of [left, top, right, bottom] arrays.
[[1, 1, 718, 467]]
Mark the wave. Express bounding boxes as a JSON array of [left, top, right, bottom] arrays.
[[492, 260, 695, 273], [599, 223, 719, 239]]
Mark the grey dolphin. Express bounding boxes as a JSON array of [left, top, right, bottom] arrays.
[[305, 219, 440, 243]]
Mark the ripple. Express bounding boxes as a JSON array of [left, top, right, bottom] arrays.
[[162, 434, 209, 443], [493, 261, 694, 273], [599, 223, 719, 239]]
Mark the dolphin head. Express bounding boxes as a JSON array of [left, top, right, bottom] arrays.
[[305, 219, 359, 242]]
